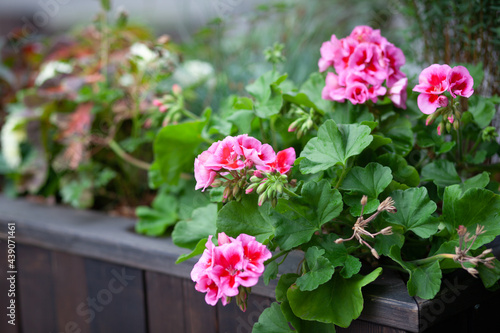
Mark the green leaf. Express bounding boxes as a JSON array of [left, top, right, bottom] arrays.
[[385, 187, 438, 238], [216, 195, 275, 244], [330, 103, 374, 125], [276, 273, 299, 302], [339, 255, 362, 279], [382, 116, 414, 156], [469, 97, 496, 128], [421, 160, 461, 187], [172, 204, 217, 249], [342, 193, 379, 217], [246, 71, 287, 119], [442, 187, 500, 249], [296, 247, 335, 291], [478, 258, 500, 289], [154, 120, 206, 185], [252, 303, 295, 333], [461, 172, 490, 191], [272, 180, 343, 250], [263, 261, 279, 286], [340, 162, 392, 198], [377, 153, 420, 187], [389, 246, 442, 299], [299, 72, 333, 113], [287, 268, 382, 327], [175, 238, 209, 264], [135, 193, 178, 236], [300, 120, 373, 173], [374, 227, 405, 257], [280, 302, 337, 333], [226, 110, 254, 134]]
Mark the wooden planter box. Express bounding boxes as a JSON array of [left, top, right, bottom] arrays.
[[0, 196, 498, 333]]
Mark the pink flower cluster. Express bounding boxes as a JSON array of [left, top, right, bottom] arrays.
[[194, 134, 296, 191], [191, 233, 272, 307], [412, 64, 474, 114], [319, 25, 408, 108]]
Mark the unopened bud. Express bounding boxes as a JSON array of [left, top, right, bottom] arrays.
[[276, 182, 283, 194], [437, 122, 443, 136], [223, 186, 231, 200], [446, 122, 452, 133], [250, 176, 261, 183], [457, 225, 467, 236], [371, 248, 380, 259], [256, 182, 267, 195], [447, 115, 454, 124], [437, 95, 449, 107], [245, 187, 254, 194], [481, 249, 493, 256], [172, 84, 182, 95], [211, 179, 223, 188], [453, 120, 460, 131], [466, 267, 479, 277], [258, 193, 266, 206], [360, 195, 368, 206], [232, 185, 240, 198], [380, 226, 393, 235], [271, 197, 277, 208], [335, 238, 344, 244]]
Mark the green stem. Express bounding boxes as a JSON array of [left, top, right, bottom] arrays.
[[108, 140, 151, 171], [283, 187, 300, 198], [335, 164, 348, 189], [410, 253, 455, 266], [265, 250, 291, 265], [182, 108, 199, 121], [468, 132, 482, 156]]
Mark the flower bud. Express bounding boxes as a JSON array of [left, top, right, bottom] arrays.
[[437, 95, 449, 107], [256, 182, 267, 195], [250, 176, 261, 183], [453, 120, 460, 131], [232, 185, 240, 198], [371, 248, 380, 259], [380, 226, 393, 235], [172, 84, 182, 95], [360, 195, 368, 206], [446, 122, 452, 133]]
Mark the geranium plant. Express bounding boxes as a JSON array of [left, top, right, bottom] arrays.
[[148, 25, 500, 332]]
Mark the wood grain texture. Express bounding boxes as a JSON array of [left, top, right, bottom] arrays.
[[145, 271, 185, 333], [84, 258, 147, 333], [17, 244, 57, 333], [217, 294, 272, 333], [51, 251, 91, 333], [182, 278, 217, 333], [0, 238, 19, 333]]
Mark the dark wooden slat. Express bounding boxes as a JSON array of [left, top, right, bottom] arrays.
[[84, 258, 147, 333], [51, 251, 91, 333], [359, 269, 419, 332], [17, 244, 57, 332], [0, 238, 19, 333], [145, 271, 185, 333], [217, 294, 272, 333], [182, 278, 217, 333]]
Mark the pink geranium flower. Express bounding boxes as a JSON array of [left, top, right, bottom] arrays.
[[236, 135, 276, 167], [413, 64, 451, 95], [388, 78, 408, 109], [318, 25, 407, 108], [447, 66, 474, 98], [322, 72, 346, 102], [204, 137, 245, 170], [194, 151, 218, 191], [191, 233, 271, 308]]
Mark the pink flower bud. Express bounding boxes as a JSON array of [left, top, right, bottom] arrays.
[[172, 84, 182, 95], [437, 95, 449, 107], [437, 124, 442, 136], [153, 99, 163, 107]]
